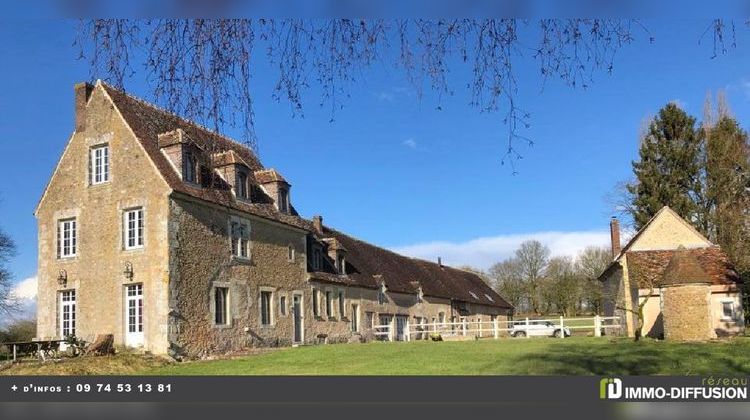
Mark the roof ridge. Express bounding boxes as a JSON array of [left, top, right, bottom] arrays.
[[97, 80, 259, 159], [320, 224, 466, 273]]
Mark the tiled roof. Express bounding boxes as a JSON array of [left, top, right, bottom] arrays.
[[100, 81, 512, 310], [254, 169, 288, 184], [626, 247, 740, 288], [211, 150, 249, 168], [101, 82, 306, 228], [313, 226, 512, 309]]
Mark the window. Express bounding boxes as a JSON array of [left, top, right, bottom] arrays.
[[288, 245, 295, 262], [312, 288, 320, 317], [260, 290, 273, 326], [278, 189, 289, 213], [337, 255, 346, 274], [338, 291, 346, 318], [90, 144, 110, 185], [214, 287, 229, 325], [230, 219, 250, 259], [183, 152, 196, 183], [312, 247, 322, 270], [57, 218, 77, 258], [325, 291, 333, 318], [438, 312, 445, 326], [123, 208, 144, 250], [722, 301, 735, 320], [365, 311, 374, 329], [126, 284, 144, 334], [60, 290, 76, 338], [351, 304, 359, 332], [484, 293, 495, 302], [378, 283, 387, 305], [279, 295, 287, 316], [236, 171, 249, 200]]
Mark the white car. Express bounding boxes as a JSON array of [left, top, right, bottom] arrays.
[[510, 320, 572, 338]]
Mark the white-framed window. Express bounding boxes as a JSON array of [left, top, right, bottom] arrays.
[[123, 207, 144, 250], [351, 304, 359, 332], [230, 218, 250, 259], [260, 290, 273, 326], [236, 171, 249, 200], [57, 218, 77, 258], [60, 290, 76, 338], [378, 283, 387, 305], [279, 295, 287, 316], [337, 255, 346, 274], [325, 291, 334, 318], [126, 284, 144, 334], [288, 245, 295, 262], [312, 288, 320, 317], [90, 144, 110, 185], [721, 300, 735, 320], [214, 286, 229, 326], [338, 290, 346, 318]]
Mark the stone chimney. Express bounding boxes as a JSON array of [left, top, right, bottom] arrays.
[[610, 217, 621, 258], [312, 215, 323, 234], [74, 82, 94, 132], [438, 257, 443, 268]]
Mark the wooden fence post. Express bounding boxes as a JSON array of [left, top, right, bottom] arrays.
[[594, 315, 601, 337], [405, 319, 410, 342], [493, 318, 498, 339], [13, 344, 17, 362]]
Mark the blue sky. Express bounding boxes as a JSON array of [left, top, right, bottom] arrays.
[[1, 20, 750, 303]]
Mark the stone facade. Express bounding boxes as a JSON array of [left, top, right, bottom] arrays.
[[35, 81, 513, 357], [662, 284, 713, 341], [600, 207, 745, 339]]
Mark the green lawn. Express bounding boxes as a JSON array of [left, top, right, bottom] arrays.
[[149, 337, 750, 376]]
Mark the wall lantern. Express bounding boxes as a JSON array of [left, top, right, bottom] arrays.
[[123, 262, 134, 281], [57, 269, 68, 287]]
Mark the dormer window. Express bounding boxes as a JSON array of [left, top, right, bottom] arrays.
[[183, 151, 196, 183], [378, 282, 387, 305], [278, 189, 290, 213], [337, 255, 346, 275], [312, 247, 322, 270], [236, 171, 249, 200]]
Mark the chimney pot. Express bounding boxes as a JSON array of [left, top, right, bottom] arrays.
[[610, 216, 621, 259], [74, 82, 94, 132], [312, 215, 323, 234]]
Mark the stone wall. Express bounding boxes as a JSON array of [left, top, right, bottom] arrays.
[[36, 85, 172, 353], [167, 196, 309, 357], [662, 284, 712, 341], [628, 209, 711, 251]]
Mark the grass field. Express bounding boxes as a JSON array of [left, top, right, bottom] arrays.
[[4, 336, 748, 376]]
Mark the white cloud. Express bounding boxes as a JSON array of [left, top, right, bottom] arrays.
[[12, 275, 38, 300], [402, 138, 418, 149], [390, 230, 611, 271]]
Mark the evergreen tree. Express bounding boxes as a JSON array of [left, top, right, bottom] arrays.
[[627, 103, 703, 230], [704, 116, 750, 273]]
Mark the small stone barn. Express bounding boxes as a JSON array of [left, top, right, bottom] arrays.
[[599, 206, 745, 340]]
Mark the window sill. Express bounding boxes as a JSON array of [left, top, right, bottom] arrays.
[[259, 324, 275, 329], [123, 247, 145, 253], [88, 182, 111, 188], [57, 256, 78, 262], [327, 317, 337, 322], [213, 323, 232, 329], [231, 256, 252, 265]]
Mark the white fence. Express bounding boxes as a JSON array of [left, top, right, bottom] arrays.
[[372, 315, 621, 342]]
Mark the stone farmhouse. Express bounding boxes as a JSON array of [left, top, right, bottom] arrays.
[[600, 206, 745, 340], [34, 81, 512, 357]]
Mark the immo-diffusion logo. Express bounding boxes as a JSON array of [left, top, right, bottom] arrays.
[[599, 377, 748, 401], [600, 378, 622, 399]]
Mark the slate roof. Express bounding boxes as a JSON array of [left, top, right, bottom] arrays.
[[625, 247, 740, 288], [99, 81, 511, 310]]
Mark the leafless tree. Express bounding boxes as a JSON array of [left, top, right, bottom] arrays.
[[75, 19, 658, 167], [488, 258, 525, 311], [0, 228, 17, 316], [514, 240, 550, 314], [574, 246, 611, 315]]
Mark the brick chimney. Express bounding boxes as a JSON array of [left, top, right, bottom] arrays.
[[610, 216, 621, 258], [74, 82, 94, 132], [312, 215, 323, 234]]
